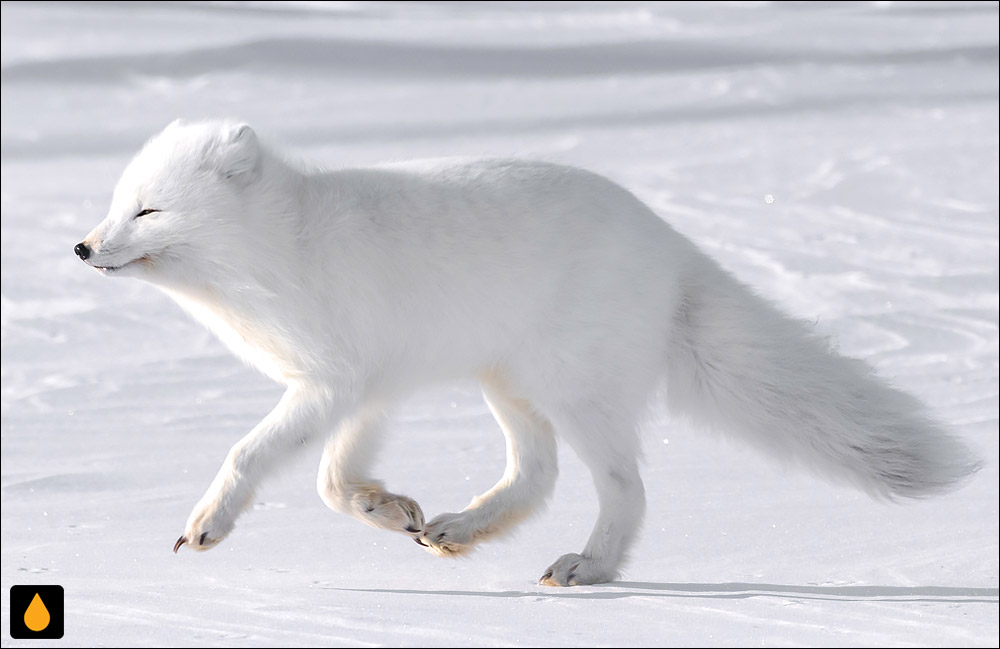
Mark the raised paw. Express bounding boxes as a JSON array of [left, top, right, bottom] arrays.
[[173, 531, 220, 553], [416, 512, 479, 558], [174, 492, 243, 553], [538, 553, 617, 587], [352, 486, 425, 535]]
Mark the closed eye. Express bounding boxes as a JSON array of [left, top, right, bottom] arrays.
[[134, 208, 160, 218]]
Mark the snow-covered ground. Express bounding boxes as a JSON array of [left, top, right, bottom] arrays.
[[2, 2, 997, 646]]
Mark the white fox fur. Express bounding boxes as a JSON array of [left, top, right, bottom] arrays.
[[78, 120, 980, 586]]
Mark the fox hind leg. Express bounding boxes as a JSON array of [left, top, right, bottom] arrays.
[[418, 380, 558, 557], [538, 403, 646, 586]]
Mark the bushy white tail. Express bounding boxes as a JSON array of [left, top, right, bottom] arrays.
[[665, 256, 981, 499]]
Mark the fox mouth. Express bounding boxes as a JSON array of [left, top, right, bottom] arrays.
[[94, 255, 152, 274]]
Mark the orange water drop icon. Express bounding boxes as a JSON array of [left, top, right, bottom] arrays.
[[24, 592, 51, 632]]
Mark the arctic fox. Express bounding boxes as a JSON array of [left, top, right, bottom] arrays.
[[76, 119, 979, 586]]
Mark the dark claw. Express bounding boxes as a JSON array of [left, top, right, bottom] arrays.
[[413, 537, 429, 547], [173, 536, 186, 553], [405, 525, 421, 534], [199, 532, 208, 546], [435, 532, 446, 542], [540, 571, 553, 581], [364, 505, 375, 513]]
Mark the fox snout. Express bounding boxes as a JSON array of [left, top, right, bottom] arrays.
[[74, 242, 92, 260]]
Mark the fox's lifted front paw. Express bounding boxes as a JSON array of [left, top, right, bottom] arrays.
[[173, 492, 240, 553], [173, 531, 222, 553], [352, 486, 425, 535], [415, 512, 478, 557]]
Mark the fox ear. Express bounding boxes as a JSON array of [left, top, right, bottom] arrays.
[[218, 123, 259, 180]]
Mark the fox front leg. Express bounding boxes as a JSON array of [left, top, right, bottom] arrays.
[[317, 411, 425, 537], [174, 385, 343, 552]]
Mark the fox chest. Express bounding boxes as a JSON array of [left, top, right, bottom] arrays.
[[169, 291, 308, 382]]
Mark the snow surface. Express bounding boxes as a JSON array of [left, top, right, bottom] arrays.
[[1, 1, 998, 647]]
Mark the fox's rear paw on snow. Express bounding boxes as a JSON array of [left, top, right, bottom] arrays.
[[538, 553, 617, 587]]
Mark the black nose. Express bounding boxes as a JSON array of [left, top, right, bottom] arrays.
[[74, 242, 91, 260]]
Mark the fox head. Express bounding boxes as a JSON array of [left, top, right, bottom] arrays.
[[75, 119, 261, 284]]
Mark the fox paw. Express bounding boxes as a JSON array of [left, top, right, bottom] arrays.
[[415, 512, 479, 557], [538, 553, 617, 586], [174, 494, 241, 553], [353, 487, 425, 535]]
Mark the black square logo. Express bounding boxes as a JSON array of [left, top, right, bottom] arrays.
[[9, 585, 64, 639]]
